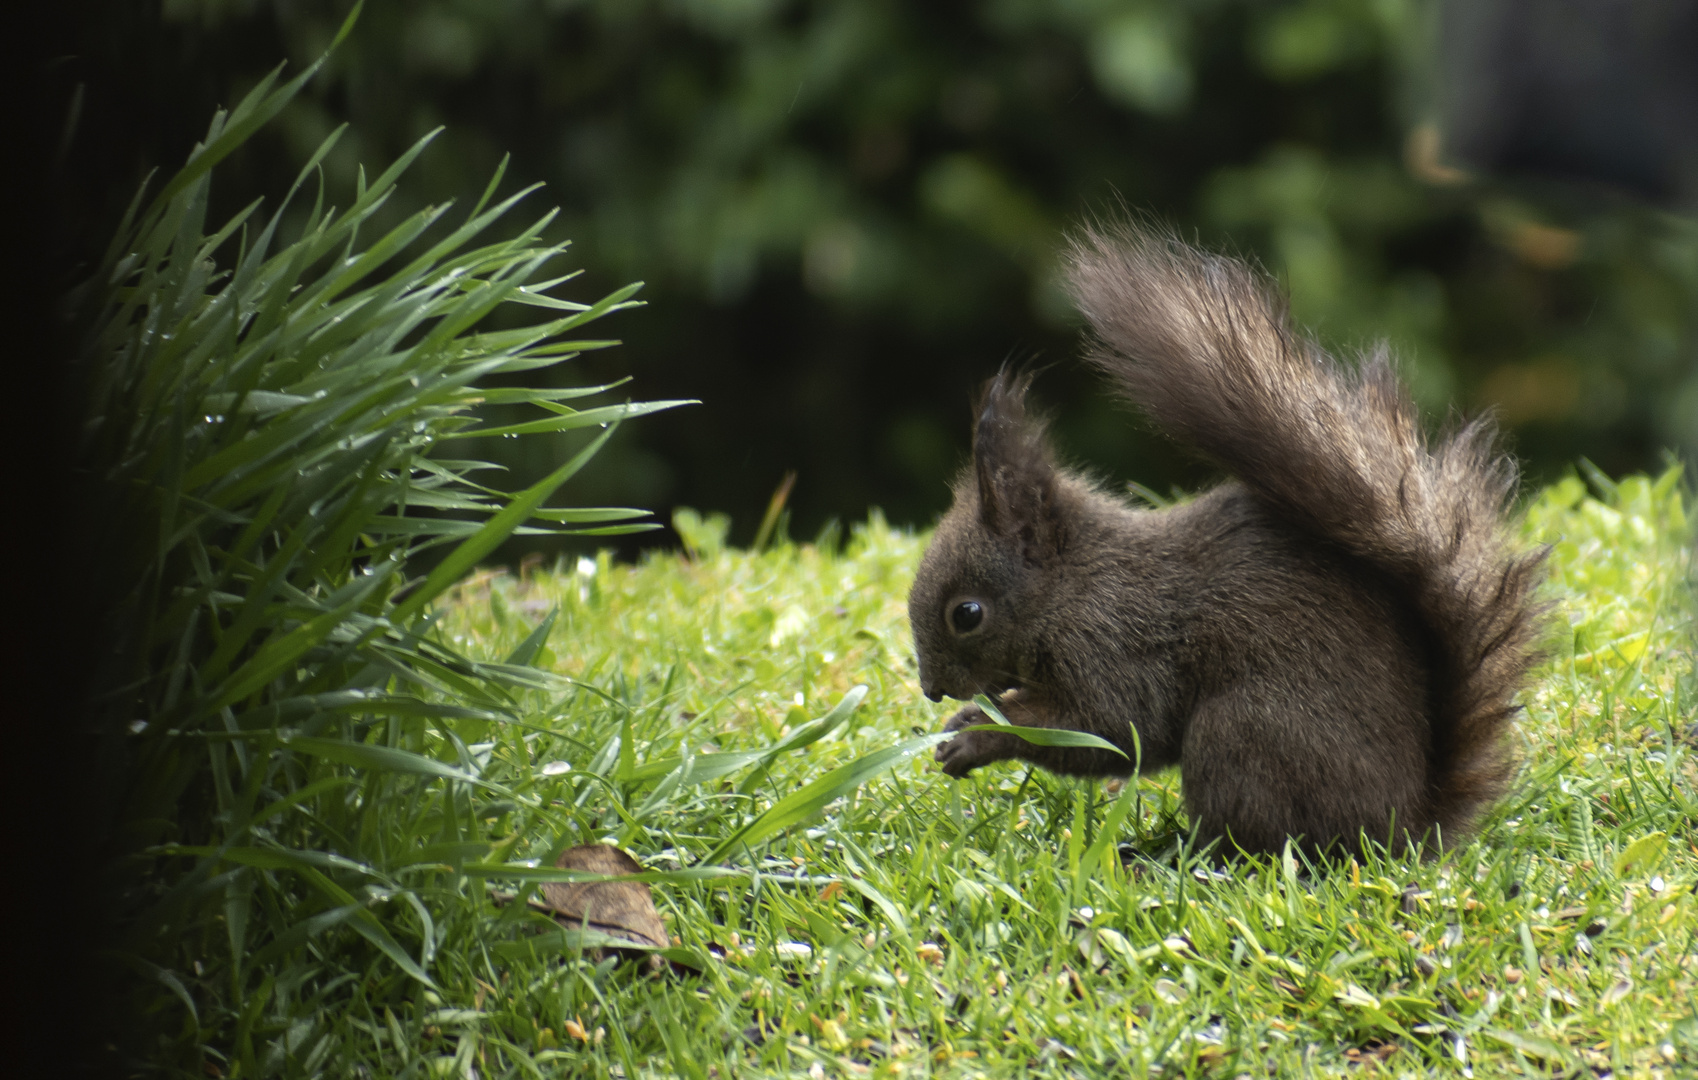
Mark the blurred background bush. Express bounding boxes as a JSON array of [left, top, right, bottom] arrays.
[[62, 0, 1698, 553]]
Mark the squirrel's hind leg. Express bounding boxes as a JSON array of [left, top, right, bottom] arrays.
[[1180, 690, 1430, 858]]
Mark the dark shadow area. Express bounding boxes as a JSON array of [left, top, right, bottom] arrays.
[[46, 0, 1694, 574]]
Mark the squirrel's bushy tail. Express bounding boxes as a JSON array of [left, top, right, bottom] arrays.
[[1064, 222, 1546, 840]]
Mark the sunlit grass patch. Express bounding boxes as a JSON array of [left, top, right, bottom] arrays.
[[423, 467, 1694, 1078]]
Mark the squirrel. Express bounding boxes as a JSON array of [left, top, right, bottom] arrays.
[[907, 223, 1547, 858]]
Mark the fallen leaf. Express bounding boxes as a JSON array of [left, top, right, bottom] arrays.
[[1062, 966, 1086, 1000], [538, 844, 671, 951], [1366, 1040, 1399, 1062], [1153, 978, 1188, 1004], [1601, 977, 1633, 1006]]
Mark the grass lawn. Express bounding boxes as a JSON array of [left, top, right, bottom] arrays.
[[402, 467, 1696, 1078]]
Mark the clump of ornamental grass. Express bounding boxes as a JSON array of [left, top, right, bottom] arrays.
[[75, 14, 692, 1073]]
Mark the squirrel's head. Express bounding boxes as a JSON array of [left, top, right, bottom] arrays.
[[908, 371, 1074, 702]]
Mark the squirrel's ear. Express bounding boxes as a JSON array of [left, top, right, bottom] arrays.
[[972, 372, 1065, 560]]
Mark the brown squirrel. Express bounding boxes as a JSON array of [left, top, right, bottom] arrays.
[[908, 223, 1547, 857]]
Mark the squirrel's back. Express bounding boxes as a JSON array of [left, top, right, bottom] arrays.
[[1062, 224, 1547, 842]]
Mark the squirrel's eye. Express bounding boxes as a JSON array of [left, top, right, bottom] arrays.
[[950, 600, 984, 634]]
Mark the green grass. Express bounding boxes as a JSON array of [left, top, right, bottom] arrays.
[[361, 467, 1693, 1079]]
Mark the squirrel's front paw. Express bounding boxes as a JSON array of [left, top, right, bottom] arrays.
[[935, 705, 997, 777], [940, 704, 985, 734]]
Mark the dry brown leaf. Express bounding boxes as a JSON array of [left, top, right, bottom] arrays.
[[486, 843, 702, 971], [1062, 966, 1086, 1000], [538, 844, 671, 950]]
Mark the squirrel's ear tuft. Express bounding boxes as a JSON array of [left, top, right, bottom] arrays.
[[972, 370, 1065, 559]]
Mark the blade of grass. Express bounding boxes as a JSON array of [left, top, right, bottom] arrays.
[[393, 412, 670, 624], [705, 734, 949, 865]]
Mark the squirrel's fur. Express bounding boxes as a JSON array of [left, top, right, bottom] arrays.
[[908, 224, 1546, 857]]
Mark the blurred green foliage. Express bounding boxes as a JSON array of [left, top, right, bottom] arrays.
[[118, 0, 1698, 543]]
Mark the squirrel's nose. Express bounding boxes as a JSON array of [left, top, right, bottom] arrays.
[[922, 682, 943, 702]]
